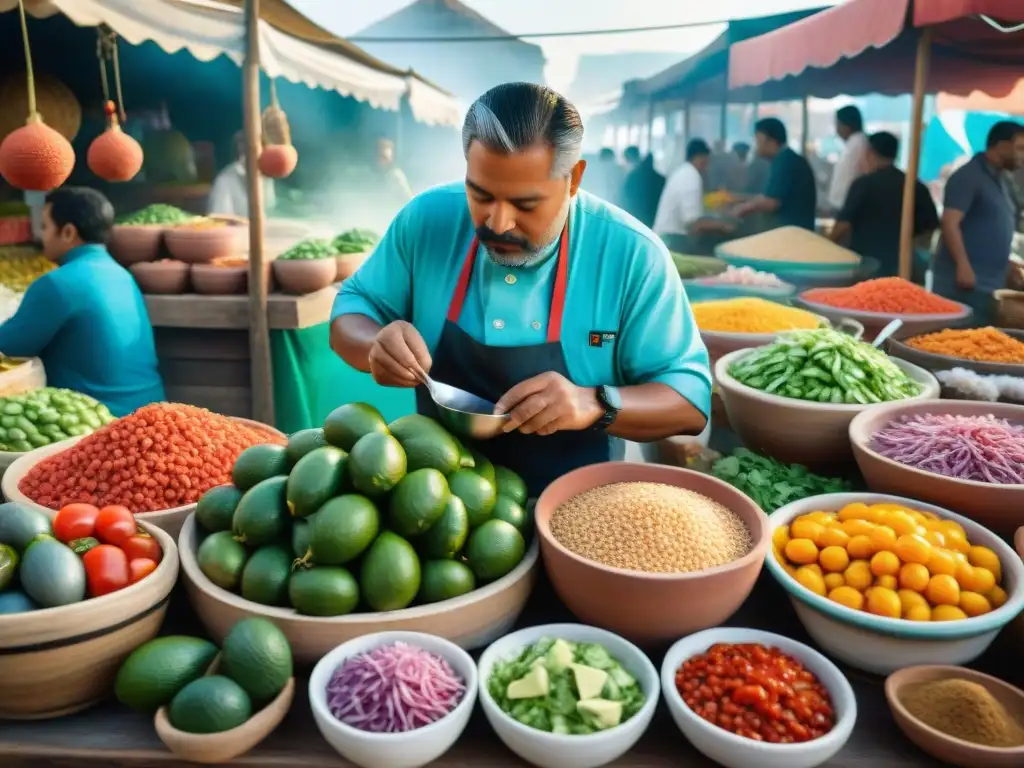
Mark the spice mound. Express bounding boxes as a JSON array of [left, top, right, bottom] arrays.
[[905, 326, 1024, 365], [899, 678, 1024, 748], [676, 642, 837, 743], [802, 277, 963, 315], [19, 403, 285, 513], [550, 481, 752, 573], [692, 265, 791, 289], [693, 298, 820, 334]]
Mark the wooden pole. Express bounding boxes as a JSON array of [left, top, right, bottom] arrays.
[[800, 96, 809, 156], [899, 27, 932, 282], [645, 97, 655, 154], [244, 0, 275, 426], [683, 101, 691, 143]]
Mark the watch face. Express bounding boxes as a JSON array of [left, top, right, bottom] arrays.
[[603, 385, 623, 411]]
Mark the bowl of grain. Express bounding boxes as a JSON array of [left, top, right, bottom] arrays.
[[534, 462, 770, 645]]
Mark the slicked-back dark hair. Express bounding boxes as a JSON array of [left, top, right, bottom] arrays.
[[45, 187, 114, 244]]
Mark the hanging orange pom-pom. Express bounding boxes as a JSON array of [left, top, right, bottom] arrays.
[[87, 101, 143, 182], [258, 143, 298, 179], [0, 113, 75, 191]]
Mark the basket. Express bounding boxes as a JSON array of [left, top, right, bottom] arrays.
[[995, 289, 1024, 330]]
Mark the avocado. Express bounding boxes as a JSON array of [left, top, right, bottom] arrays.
[[469, 449, 496, 485], [286, 446, 347, 518], [388, 468, 449, 537], [232, 475, 289, 546], [570, 664, 608, 700], [0, 589, 37, 614], [288, 566, 359, 616], [0, 543, 17, 591], [546, 639, 574, 672], [168, 675, 253, 734], [115, 636, 219, 713], [576, 698, 623, 729], [19, 537, 86, 607], [0, 502, 51, 552], [360, 531, 421, 612], [417, 559, 476, 604], [347, 432, 407, 497], [306, 495, 379, 566], [219, 617, 293, 705], [285, 427, 328, 465], [240, 545, 293, 606], [196, 531, 249, 590], [414, 495, 469, 560], [387, 413, 446, 443], [292, 516, 314, 559], [323, 402, 389, 451], [195, 485, 243, 534], [494, 466, 528, 506], [401, 433, 461, 475], [231, 443, 290, 491], [448, 469, 497, 528], [507, 664, 550, 699]]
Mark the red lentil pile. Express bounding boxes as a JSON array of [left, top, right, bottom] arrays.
[[802, 277, 963, 315], [19, 403, 285, 513]]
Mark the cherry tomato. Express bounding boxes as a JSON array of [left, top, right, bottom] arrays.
[[128, 558, 158, 584], [121, 533, 163, 564], [52, 503, 100, 543], [82, 545, 130, 597], [94, 505, 137, 547]]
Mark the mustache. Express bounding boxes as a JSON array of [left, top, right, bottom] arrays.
[[476, 226, 530, 250]]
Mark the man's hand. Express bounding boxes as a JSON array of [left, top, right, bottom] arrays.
[[955, 262, 976, 291], [495, 372, 604, 436], [368, 320, 432, 388]]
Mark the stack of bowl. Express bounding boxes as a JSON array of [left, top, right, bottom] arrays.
[[795, 293, 974, 343], [165, 218, 246, 265], [130, 260, 191, 294], [109, 225, 165, 266]]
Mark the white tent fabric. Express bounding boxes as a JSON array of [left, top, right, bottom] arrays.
[[3, 0, 461, 126]]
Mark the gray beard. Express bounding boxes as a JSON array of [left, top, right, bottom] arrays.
[[483, 245, 542, 268]]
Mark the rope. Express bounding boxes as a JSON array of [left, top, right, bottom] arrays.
[[269, 78, 279, 109], [16, 0, 36, 118], [96, 30, 111, 104], [111, 33, 126, 123]]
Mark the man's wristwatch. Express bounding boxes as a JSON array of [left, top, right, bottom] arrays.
[[593, 385, 622, 431]]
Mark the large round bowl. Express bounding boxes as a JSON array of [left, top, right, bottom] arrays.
[[108, 224, 164, 266], [661, 628, 856, 768], [273, 258, 338, 295], [701, 316, 862, 365], [0, 521, 178, 719], [795, 294, 973, 342], [884, 327, 1024, 378], [130, 259, 190, 294], [309, 631, 478, 768], [477, 623, 659, 768], [534, 462, 769, 645], [165, 224, 245, 264], [179, 513, 539, 665], [335, 250, 370, 282], [765, 493, 1024, 675], [849, 399, 1024, 537], [715, 349, 940, 471]]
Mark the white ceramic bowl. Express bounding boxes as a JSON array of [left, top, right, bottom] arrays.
[[308, 631, 478, 768], [767, 493, 1024, 675], [661, 628, 856, 768], [477, 623, 659, 768]]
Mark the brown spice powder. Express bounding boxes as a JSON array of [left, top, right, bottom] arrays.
[[899, 678, 1024, 748]]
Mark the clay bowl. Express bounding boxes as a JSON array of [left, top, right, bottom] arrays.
[[534, 462, 769, 645], [191, 263, 247, 295], [849, 399, 1024, 537], [714, 349, 939, 473], [885, 327, 1024, 378], [335, 250, 370, 282], [1017, 527, 1024, 562], [165, 223, 245, 264], [885, 665, 1024, 767], [273, 258, 337, 295], [130, 260, 190, 295], [795, 294, 973, 343], [178, 512, 540, 665], [0, 521, 178, 719], [108, 225, 164, 266]]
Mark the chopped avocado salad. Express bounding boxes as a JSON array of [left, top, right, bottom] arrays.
[[487, 637, 645, 735]]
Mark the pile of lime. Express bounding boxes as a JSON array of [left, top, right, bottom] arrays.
[[194, 403, 531, 616], [0, 388, 115, 453], [116, 204, 196, 226]]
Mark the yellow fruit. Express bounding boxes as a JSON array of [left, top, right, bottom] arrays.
[[807, 511, 836, 526], [931, 605, 968, 622], [961, 567, 996, 595], [772, 526, 791, 550], [819, 546, 850, 573], [847, 534, 875, 560], [923, 530, 947, 548], [905, 604, 932, 621], [882, 510, 919, 536], [772, 546, 784, 563], [988, 585, 1008, 609], [894, 534, 932, 565], [823, 573, 845, 591], [841, 519, 876, 538], [795, 566, 827, 596], [941, 519, 966, 538], [875, 575, 898, 590], [967, 546, 1002, 583], [898, 562, 930, 592], [819, 527, 851, 548], [837, 502, 871, 521], [944, 529, 970, 554], [790, 517, 825, 544], [843, 560, 873, 590], [925, 574, 961, 606], [926, 549, 958, 577], [828, 585, 865, 611], [870, 551, 901, 578], [784, 538, 819, 565], [865, 587, 902, 618], [959, 591, 992, 618], [869, 525, 898, 550], [784, 564, 798, 577], [898, 589, 928, 614]]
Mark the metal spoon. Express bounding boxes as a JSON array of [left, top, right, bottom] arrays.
[[419, 371, 503, 416], [872, 319, 904, 348]]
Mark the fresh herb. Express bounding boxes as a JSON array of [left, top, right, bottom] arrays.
[[116, 204, 196, 226], [333, 228, 377, 254], [712, 448, 851, 514], [278, 238, 339, 261]]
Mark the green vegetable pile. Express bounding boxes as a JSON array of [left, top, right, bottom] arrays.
[[116, 204, 196, 226], [0, 388, 115, 452], [670, 253, 728, 280], [712, 448, 851, 514], [333, 228, 377, 254], [728, 328, 922, 404], [278, 238, 339, 261]]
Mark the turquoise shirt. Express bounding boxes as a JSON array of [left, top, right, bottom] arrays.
[[334, 183, 711, 418], [0, 244, 166, 416]]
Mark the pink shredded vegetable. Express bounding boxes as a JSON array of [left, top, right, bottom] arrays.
[[871, 413, 1024, 484], [326, 642, 466, 733]]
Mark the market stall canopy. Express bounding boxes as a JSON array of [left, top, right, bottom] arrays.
[[728, 0, 1024, 100], [937, 79, 1024, 114], [1, 0, 461, 126]]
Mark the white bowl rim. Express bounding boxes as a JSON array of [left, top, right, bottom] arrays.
[[765, 492, 1024, 640], [661, 627, 857, 754], [795, 294, 973, 322], [476, 622, 660, 744], [848, 399, 1024, 489], [308, 630, 478, 744]]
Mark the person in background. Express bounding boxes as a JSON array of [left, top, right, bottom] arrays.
[[725, 142, 751, 193], [653, 139, 735, 253], [376, 137, 413, 204], [0, 188, 165, 416], [827, 105, 870, 212], [208, 131, 276, 217], [620, 150, 665, 229], [584, 147, 624, 205], [935, 121, 1024, 323], [1009, 129, 1024, 230], [743, 141, 772, 195], [622, 145, 641, 173], [829, 132, 938, 278], [733, 118, 817, 230]]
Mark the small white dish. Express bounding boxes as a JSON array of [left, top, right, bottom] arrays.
[[308, 631, 477, 768], [477, 623, 659, 768], [661, 627, 856, 768]]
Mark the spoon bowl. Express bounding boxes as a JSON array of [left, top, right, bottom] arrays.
[[422, 374, 510, 440]]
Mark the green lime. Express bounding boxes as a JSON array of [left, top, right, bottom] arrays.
[[491, 495, 528, 533], [417, 560, 476, 604], [465, 519, 525, 582]]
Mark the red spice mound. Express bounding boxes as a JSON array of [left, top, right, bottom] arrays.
[[802, 277, 963, 315], [19, 403, 285, 513]]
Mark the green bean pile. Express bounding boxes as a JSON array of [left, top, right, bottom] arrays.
[[727, 328, 922, 405]]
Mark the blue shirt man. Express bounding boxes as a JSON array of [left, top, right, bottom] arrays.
[[736, 117, 817, 231], [0, 188, 165, 416]]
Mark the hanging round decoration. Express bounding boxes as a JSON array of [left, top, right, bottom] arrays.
[[258, 79, 297, 179], [88, 101, 143, 182]]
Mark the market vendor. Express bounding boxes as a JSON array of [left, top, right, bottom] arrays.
[[330, 82, 711, 495], [208, 131, 276, 217], [733, 118, 817, 231], [0, 187, 165, 416], [653, 138, 735, 255]]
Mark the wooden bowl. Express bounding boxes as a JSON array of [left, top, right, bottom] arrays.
[[273, 258, 337, 295], [534, 462, 769, 645], [130, 260, 190, 295], [191, 264, 247, 295], [885, 327, 1024, 378], [108, 225, 164, 266], [885, 665, 1024, 767], [165, 224, 245, 264], [335, 250, 369, 282], [0, 521, 178, 719], [178, 513, 539, 665], [849, 399, 1024, 537], [795, 294, 974, 342]]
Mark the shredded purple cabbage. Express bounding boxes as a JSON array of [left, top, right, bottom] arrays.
[[325, 642, 466, 733], [871, 413, 1024, 484]]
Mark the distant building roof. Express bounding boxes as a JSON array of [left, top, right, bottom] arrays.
[[567, 51, 683, 107]]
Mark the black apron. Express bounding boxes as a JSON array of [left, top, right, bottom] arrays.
[[415, 224, 616, 497]]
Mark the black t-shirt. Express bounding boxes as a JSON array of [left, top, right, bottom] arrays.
[[837, 165, 939, 276], [765, 147, 817, 230]]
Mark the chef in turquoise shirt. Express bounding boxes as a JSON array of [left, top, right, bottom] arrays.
[[331, 83, 710, 495], [0, 187, 165, 416]]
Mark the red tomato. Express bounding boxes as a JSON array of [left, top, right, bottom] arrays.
[[121, 533, 163, 564], [82, 545, 130, 597], [94, 505, 137, 547], [128, 558, 158, 584], [52, 503, 99, 543]]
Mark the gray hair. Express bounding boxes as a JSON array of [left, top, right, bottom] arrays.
[[462, 83, 584, 178]]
